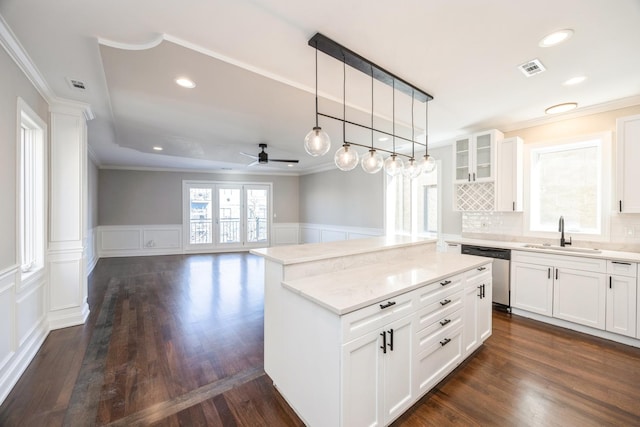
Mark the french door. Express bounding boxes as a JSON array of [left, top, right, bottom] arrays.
[[184, 181, 271, 251]]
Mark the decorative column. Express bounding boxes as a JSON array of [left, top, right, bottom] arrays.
[[47, 99, 92, 329]]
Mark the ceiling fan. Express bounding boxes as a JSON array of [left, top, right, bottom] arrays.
[[240, 143, 299, 166]]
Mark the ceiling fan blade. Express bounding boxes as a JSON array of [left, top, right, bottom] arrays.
[[240, 152, 258, 159], [269, 159, 300, 163], [247, 160, 259, 166]]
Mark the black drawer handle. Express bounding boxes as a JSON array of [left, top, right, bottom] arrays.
[[440, 338, 452, 347], [379, 301, 396, 310], [440, 318, 451, 327], [477, 267, 486, 271], [440, 280, 452, 287], [440, 299, 452, 306], [612, 261, 631, 266]]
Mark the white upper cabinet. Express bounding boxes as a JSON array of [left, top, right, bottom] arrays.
[[495, 137, 523, 212], [453, 130, 503, 183], [616, 114, 640, 213]]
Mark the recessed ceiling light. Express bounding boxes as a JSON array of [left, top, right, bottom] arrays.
[[175, 77, 196, 88], [378, 137, 389, 142], [539, 29, 574, 47], [153, 146, 163, 151], [563, 76, 587, 86], [545, 102, 578, 115]]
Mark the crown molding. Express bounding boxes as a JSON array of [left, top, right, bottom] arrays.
[[0, 14, 95, 121], [99, 164, 301, 177]]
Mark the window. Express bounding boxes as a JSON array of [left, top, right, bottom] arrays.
[[18, 99, 46, 274], [183, 181, 271, 249], [527, 134, 610, 238], [386, 162, 440, 236]]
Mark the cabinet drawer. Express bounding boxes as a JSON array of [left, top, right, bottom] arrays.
[[415, 308, 462, 352], [414, 323, 463, 396], [465, 263, 492, 283], [607, 260, 637, 278], [415, 292, 463, 333], [512, 250, 606, 273], [414, 274, 463, 309], [341, 289, 416, 342]]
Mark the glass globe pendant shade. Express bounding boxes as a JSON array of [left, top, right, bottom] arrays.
[[361, 149, 384, 174], [418, 154, 436, 173], [334, 143, 359, 171], [304, 126, 331, 156], [384, 154, 404, 177], [403, 157, 423, 179]]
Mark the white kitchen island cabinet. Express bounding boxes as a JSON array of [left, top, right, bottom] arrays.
[[251, 237, 492, 427]]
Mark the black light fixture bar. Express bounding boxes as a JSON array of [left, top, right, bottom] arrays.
[[308, 33, 433, 103]]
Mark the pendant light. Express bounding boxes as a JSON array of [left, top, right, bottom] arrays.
[[417, 100, 436, 173], [361, 65, 384, 174], [304, 44, 331, 156], [335, 54, 359, 171], [384, 80, 404, 176], [403, 91, 423, 179]]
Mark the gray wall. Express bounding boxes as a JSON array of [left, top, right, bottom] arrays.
[[99, 169, 299, 225], [299, 167, 384, 229], [429, 145, 461, 236], [0, 45, 49, 269]]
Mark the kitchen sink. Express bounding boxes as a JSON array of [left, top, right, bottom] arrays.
[[522, 243, 602, 254]]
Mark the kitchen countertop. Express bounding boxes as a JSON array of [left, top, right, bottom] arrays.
[[445, 237, 640, 263], [281, 252, 489, 315], [250, 235, 436, 265]]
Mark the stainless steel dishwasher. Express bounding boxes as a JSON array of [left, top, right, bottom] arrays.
[[461, 245, 511, 309]]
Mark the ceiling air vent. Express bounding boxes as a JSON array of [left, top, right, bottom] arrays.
[[518, 59, 546, 77], [66, 77, 86, 90]]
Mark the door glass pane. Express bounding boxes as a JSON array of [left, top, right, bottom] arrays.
[[219, 188, 241, 244], [456, 138, 470, 180], [190, 188, 212, 244], [246, 188, 268, 243], [475, 134, 492, 179]]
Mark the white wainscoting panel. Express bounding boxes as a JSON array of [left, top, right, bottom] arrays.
[[85, 227, 99, 275], [0, 277, 15, 372], [49, 255, 83, 311], [299, 223, 384, 244], [272, 223, 299, 246], [98, 225, 183, 258], [16, 281, 45, 347]]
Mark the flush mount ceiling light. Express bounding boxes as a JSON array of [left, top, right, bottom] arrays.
[[539, 29, 574, 47], [563, 76, 587, 86], [175, 77, 196, 88], [304, 33, 434, 178], [545, 102, 578, 115], [152, 146, 163, 151]]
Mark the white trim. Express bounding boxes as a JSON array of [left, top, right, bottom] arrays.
[[99, 164, 300, 177]]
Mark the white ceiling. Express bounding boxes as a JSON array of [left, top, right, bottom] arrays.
[[1, 0, 639, 174]]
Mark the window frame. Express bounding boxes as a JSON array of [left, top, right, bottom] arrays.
[[523, 132, 611, 241], [16, 97, 47, 281]]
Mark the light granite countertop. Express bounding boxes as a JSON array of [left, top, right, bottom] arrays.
[[250, 235, 437, 265], [281, 252, 489, 315], [446, 237, 640, 263]]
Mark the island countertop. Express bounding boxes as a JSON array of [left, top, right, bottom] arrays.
[[250, 235, 436, 265], [281, 252, 489, 315]]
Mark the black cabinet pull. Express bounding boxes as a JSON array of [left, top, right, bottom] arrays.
[[379, 301, 396, 310], [619, 200, 623, 212], [440, 280, 452, 287], [513, 201, 515, 211], [481, 284, 486, 299], [440, 299, 452, 306], [555, 269, 558, 280], [548, 268, 551, 279], [440, 338, 452, 347], [380, 331, 387, 354], [609, 276, 612, 289], [477, 266, 486, 271], [388, 328, 394, 351], [468, 173, 471, 182], [440, 318, 451, 327], [612, 261, 631, 266], [473, 173, 476, 181]]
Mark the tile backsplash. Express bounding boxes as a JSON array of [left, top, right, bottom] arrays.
[[462, 212, 640, 252]]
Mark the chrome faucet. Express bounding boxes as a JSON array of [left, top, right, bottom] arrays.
[[559, 216, 572, 247]]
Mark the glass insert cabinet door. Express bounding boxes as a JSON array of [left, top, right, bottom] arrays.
[[455, 137, 471, 181], [184, 182, 271, 249], [475, 133, 492, 180]]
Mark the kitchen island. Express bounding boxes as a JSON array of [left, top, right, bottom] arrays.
[[251, 236, 492, 426]]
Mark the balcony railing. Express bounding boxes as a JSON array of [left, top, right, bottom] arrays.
[[189, 218, 267, 244]]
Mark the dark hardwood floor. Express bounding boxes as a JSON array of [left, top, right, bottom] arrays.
[[1, 253, 639, 426]]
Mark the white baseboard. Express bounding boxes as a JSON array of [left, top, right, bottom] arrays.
[[48, 301, 90, 330]]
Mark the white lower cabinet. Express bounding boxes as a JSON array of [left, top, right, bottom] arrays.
[[463, 266, 493, 356], [511, 251, 640, 342], [342, 314, 414, 427], [553, 268, 606, 329]]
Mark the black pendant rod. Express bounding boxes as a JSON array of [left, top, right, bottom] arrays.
[[309, 33, 433, 103]]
